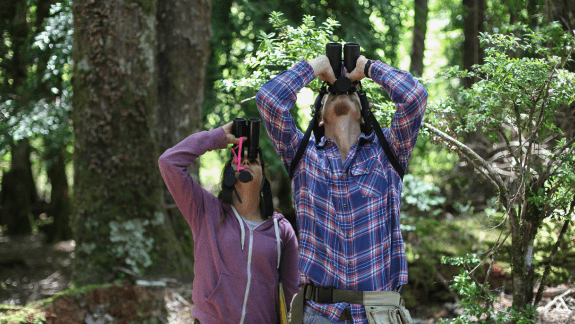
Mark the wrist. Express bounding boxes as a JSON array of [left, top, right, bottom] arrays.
[[364, 59, 373, 78]]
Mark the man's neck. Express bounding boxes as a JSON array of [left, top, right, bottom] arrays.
[[324, 116, 362, 163]]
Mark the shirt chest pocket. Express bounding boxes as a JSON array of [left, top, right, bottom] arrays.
[[350, 158, 387, 198]]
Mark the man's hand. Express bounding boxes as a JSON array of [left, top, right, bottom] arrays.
[[309, 55, 337, 84], [347, 55, 370, 82], [222, 121, 246, 145]]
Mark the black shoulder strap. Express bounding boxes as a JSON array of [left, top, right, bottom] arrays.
[[289, 84, 406, 181], [358, 87, 405, 180], [289, 85, 327, 179], [289, 118, 314, 179]]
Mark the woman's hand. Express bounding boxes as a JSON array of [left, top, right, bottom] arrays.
[[222, 121, 246, 145]]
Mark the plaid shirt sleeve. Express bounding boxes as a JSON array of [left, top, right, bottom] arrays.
[[255, 60, 316, 173], [369, 61, 428, 171]]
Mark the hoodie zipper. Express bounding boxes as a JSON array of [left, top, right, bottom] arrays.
[[232, 207, 281, 324], [239, 226, 255, 324]]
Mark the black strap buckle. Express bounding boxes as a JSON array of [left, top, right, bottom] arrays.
[[313, 286, 334, 304]]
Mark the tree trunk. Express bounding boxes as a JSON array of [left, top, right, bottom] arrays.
[[43, 141, 73, 243], [409, 0, 428, 77], [461, 0, 486, 88], [0, 0, 38, 236], [510, 182, 544, 315], [156, 0, 212, 274], [72, 0, 189, 285], [204, 0, 234, 112], [549, 0, 575, 31], [6, 0, 29, 92], [0, 140, 37, 235]]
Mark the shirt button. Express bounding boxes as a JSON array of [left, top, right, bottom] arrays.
[[346, 233, 351, 238], [348, 261, 352, 266], [343, 204, 347, 208]]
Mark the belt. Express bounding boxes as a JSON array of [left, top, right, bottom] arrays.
[[291, 284, 405, 324], [303, 284, 404, 306]]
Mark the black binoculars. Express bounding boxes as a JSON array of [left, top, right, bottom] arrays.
[[326, 42, 361, 94], [232, 117, 261, 160]]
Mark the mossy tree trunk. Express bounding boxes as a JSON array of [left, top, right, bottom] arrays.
[[509, 182, 544, 312], [72, 0, 188, 285], [156, 0, 212, 278]]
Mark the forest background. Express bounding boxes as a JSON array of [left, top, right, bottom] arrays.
[[1, 0, 574, 322]]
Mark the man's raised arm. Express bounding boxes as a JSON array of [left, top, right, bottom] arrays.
[[367, 61, 428, 171], [256, 56, 335, 173]]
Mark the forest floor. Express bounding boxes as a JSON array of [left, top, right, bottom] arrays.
[[0, 233, 573, 324]]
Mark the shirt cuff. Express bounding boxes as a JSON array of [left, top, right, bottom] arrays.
[[296, 59, 317, 86]]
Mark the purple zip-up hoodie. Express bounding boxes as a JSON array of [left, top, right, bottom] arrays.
[[158, 127, 299, 324]]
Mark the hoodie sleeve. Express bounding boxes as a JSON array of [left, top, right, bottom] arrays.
[[279, 217, 299, 310], [158, 128, 228, 234]]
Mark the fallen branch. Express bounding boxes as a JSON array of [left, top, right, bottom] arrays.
[[542, 288, 573, 312], [173, 291, 192, 307], [541, 287, 575, 298]]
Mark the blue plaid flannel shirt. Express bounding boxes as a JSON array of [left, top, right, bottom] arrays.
[[256, 60, 427, 323]]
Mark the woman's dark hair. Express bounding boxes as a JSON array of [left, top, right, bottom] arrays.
[[216, 157, 270, 227]]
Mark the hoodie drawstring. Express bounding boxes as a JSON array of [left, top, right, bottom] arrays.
[[231, 206, 245, 250], [273, 217, 281, 269]]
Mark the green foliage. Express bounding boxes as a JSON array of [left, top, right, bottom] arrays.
[[439, 255, 537, 324], [0, 0, 73, 154], [433, 23, 574, 131], [206, 2, 409, 171], [212, 12, 405, 172], [428, 22, 575, 221], [217, 11, 406, 103], [402, 174, 446, 215], [0, 304, 46, 324], [428, 22, 575, 312], [206, 0, 407, 103], [219, 12, 339, 93]]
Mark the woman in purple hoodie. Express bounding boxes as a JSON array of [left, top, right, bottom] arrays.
[[158, 121, 299, 324]]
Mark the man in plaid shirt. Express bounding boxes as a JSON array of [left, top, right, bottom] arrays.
[[256, 53, 427, 323]]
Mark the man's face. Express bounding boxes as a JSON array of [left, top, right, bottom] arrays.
[[321, 92, 362, 126]]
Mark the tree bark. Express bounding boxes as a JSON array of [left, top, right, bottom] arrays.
[[43, 141, 73, 243], [72, 0, 189, 285], [510, 180, 545, 314], [549, 0, 575, 31], [204, 0, 234, 112], [6, 0, 29, 92], [0, 140, 37, 235], [409, 0, 428, 77], [0, 0, 38, 236], [461, 0, 486, 88], [156, 0, 212, 274]]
